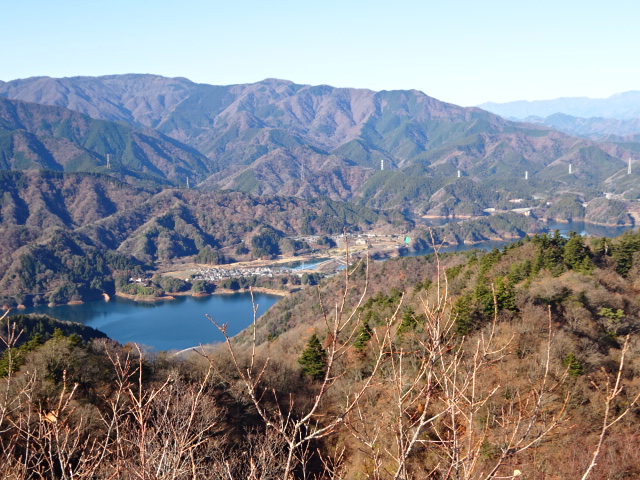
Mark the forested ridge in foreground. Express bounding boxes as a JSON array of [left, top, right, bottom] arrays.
[[2, 230, 640, 478]]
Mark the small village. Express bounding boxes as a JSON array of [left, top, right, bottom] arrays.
[[191, 265, 288, 282]]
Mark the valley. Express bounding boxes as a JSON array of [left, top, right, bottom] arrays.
[[2, 73, 640, 479], [6, 1, 640, 477]]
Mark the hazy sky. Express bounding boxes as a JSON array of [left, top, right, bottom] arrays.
[[2, 0, 638, 106]]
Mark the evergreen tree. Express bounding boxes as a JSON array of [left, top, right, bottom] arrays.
[[453, 293, 475, 336], [298, 334, 327, 380], [563, 353, 584, 377], [533, 237, 565, 277], [598, 307, 625, 336], [611, 232, 640, 277], [495, 277, 517, 312], [474, 278, 495, 318], [563, 234, 593, 273], [397, 307, 417, 334], [354, 321, 373, 352]]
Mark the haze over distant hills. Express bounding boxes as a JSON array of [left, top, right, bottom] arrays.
[[1, 74, 639, 213], [479, 91, 640, 120], [517, 113, 640, 142], [480, 92, 640, 141]]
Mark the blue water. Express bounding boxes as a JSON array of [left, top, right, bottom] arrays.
[[13, 221, 635, 351], [280, 257, 330, 270], [545, 221, 637, 238], [16, 292, 280, 352], [404, 220, 637, 258]]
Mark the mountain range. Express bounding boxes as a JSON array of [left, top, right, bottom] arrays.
[[0, 95, 211, 185], [479, 91, 640, 120], [518, 113, 640, 142], [1, 75, 639, 214], [480, 92, 640, 142]]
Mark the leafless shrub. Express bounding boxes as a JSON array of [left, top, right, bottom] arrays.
[[206, 236, 386, 479], [580, 336, 640, 480], [2, 231, 639, 480]]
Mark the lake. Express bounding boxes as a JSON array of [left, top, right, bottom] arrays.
[[15, 292, 280, 352], [12, 220, 636, 351], [405, 220, 638, 258], [544, 220, 637, 238]]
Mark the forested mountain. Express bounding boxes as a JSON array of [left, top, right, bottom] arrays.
[[1, 74, 640, 479], [0, 170, 405, 305], [1, 75, 639, 306], [1, 75, 639, 212], [0, 96, 211, 185]]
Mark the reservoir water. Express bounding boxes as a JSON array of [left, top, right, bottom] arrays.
[[11, 220, 636, 351], [406, 220, 637, 258], [544, 220, 636, 238], [16, 292, 280, 352]]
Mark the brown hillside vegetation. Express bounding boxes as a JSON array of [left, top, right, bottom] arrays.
[[0, 170, 406, 305], [3, 75, 640, 212], [1, 232, 640, 479]]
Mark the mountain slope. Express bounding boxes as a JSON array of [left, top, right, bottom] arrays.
[[0, 96, 212, 184], [2, 75, 639, 210]]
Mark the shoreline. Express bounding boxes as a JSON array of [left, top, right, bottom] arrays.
[[543, 218, 636, 228], [421, 214, 636, 229], [3, 287, 288, 311], [114, 286, 290, 303], [8, 219, 635, 310], [115, 292, 177, 302]]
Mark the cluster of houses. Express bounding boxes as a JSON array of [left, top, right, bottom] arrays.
[[191, 266, 287, 282]]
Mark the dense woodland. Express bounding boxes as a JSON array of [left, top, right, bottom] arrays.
[[1, 230, 640, 479], [3, 168, 631, 307], [0, 169, 600, 307]]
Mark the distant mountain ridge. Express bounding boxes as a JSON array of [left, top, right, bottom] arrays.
[[520, 113, 640, 141], [0, 74, 490, 163], [479, 91, 640, 120], [1, 75, 639, 211]]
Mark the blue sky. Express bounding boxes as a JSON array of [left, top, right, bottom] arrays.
[[2, 0, 638, 106]]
